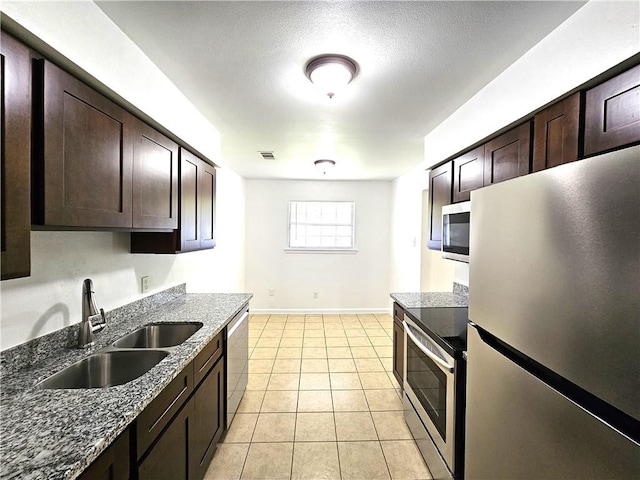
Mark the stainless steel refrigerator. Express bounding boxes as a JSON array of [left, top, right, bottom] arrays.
[[466, 145, 640, 479]]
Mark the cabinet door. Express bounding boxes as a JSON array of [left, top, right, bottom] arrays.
[[426, 161, 452, 251], [190, 358, 225, 480], [452, 146, 484, 203], [584, 64, 640, 156], [484, 122, 531, 186], [131, 117, 178, 230], [533, 93, 580, 172], [34, 59, 133, 228], [79, 429, 130, 480], [1, 31, 31, 280], [179, 150, 216, 252], [138, 399, 193, 480], [137, 365, 193, 459], [131, 150, 215, 253], [179, 150, 201, 251], [392, 317, 404, 388], [199, 162, 216, 250]]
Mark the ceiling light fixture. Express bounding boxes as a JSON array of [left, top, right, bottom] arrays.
[[305, 54, 358, 99], [314, 159, 336, 175]]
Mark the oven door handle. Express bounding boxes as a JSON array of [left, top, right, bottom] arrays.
[[403, 321, 454, 373]]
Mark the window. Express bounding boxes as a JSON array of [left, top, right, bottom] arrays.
[[288, 201, 356, 251]]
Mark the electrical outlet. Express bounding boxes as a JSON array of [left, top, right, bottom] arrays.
[[268, 288, 275, 296], [313, 292, 318, 299], [269, 299, 276, 307], [141, 276, 149, 294]]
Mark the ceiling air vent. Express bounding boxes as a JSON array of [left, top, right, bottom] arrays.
[[258, 151, 276, 160]]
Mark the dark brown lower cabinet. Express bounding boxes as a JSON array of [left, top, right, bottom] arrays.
[[392, 303, 405, 387], [392, 318, 404, 387], [78, 429, 130, 480], [136, 365, 194, 460], [138, 399, 193, 480], [79, 330, 227, 479], [190, 359, 225, 480], [134, 330, 225, 480]]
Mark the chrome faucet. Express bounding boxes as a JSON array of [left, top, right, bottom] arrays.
[[78, 279, 106, 348]]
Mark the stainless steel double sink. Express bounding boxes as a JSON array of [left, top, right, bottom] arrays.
[[38, 323, 203, 389]]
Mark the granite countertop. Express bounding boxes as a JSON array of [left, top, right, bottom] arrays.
[[390, 283, 468, 310], [0, 285, 252, 480]]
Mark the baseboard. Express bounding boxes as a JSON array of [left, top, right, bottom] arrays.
[[250, 307, 392, 315]]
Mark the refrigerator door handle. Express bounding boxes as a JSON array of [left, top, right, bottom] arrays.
[[403, 320, 454, 373]]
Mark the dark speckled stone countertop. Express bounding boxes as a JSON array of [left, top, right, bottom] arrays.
[[390, 282, 468, 310], [0, 285, 252, 480]]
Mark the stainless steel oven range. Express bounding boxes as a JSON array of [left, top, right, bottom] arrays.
[[403, 307, 467, 480]]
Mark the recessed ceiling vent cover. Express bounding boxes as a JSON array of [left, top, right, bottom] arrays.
[[259, 151, 276, 160]]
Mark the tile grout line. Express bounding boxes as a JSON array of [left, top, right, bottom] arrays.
[[239, 313, 413, 479]]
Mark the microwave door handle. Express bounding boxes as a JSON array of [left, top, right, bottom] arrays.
[[403, 321, 454, 373]]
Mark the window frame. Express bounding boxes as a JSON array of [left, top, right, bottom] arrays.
[[285, 200, 357, 253]]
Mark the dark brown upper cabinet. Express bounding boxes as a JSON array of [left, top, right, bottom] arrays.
[[483, 122, 532, 186], [131, 116, 178, 230], [180, 149, 216, 251], [584, 63, 640, 157], [131, 149, 216, 253], [451, 122, 530, 204], [32, 58, 179, 232], [533, 93, 580, 172], [452, 146, 484, 203], [33, 59, 134, 229], [1, 31, 32, 280], [427, 161, 452, 251]]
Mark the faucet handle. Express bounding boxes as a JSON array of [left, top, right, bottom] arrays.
[[93, 308, 107, 333]]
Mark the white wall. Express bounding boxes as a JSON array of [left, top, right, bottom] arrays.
[[390, 0, 638, 293], [245, 180, 391, 312], [0, 2, 246, 350], [389, 163, 427, 293]]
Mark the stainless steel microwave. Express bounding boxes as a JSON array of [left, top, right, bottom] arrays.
[[442, 201, 470, 263]]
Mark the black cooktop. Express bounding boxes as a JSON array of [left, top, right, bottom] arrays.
[[404, 307, 468, 358]]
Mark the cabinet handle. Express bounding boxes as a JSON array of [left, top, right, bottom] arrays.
[[149, 378, 189, 432]]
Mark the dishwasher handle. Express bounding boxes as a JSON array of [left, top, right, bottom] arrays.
[[227, 310, 249, 338]]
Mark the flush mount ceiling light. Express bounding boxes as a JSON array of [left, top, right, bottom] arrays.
[[305, 54, 358, 98], [314, 159, 336, 175]]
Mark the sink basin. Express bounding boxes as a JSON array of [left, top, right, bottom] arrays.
[[37, 350, 169, 389], [113, 322, 203, 349]]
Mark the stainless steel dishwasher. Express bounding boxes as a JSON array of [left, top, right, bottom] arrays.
[[226, 306, 249, 428]]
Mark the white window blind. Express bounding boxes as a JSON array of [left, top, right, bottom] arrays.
[[288, 201, 355, 250]]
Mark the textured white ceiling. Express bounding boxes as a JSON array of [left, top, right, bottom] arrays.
[[96, 1, 586, 180]]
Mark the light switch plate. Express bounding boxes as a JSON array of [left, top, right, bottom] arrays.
[[141, 276, 149, 294]]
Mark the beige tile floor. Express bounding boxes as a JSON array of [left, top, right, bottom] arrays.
[[204, 313, 431, 480]]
